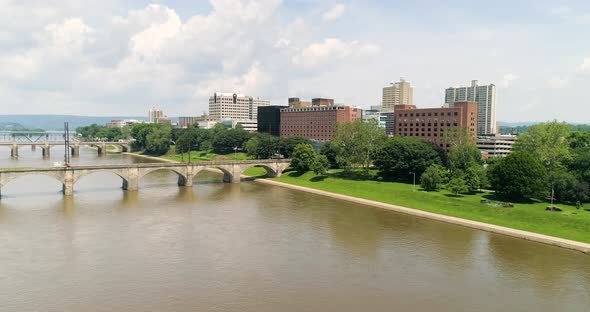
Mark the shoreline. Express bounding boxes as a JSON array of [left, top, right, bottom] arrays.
[[122, 151, 590, 255], [122, 152, 179, 163], [255, 178, 590, 255]]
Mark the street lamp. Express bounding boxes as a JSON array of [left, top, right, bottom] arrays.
[[233, 146, 238, 158], [409, 172, 416, 192]]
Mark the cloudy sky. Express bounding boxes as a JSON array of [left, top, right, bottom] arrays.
[[1, 0, 590, 122]]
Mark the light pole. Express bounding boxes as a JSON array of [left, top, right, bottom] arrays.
[[233, 146, 238, 158], [409, 172, 416, 192]]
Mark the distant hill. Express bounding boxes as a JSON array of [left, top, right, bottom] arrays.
[[0, 122, 27, 131], [0, 115, 148, 130]]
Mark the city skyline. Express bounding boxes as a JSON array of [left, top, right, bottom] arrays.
[[2, 1, 590, 122]]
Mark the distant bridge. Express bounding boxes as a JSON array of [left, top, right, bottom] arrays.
[[0, 160, 291, 198], [0, 130, 77, 143], [0, 142, 131, 158]]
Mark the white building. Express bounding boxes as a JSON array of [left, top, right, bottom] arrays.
[[445, 80, 497, 136], [148, 107, 164, 123], [362, 107, 387, 129], [208, 92, 270, 121], [381, 78, 413, 113]]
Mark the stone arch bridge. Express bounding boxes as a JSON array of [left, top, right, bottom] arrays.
[[0, 160, 291, 198]]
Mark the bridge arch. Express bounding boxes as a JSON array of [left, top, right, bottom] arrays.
[[72, 169, 130, 188], [239, 163, 279, 178], [0, 172, 65, 195], [192, 166, 235, 183], [139, 167, 190, 186]]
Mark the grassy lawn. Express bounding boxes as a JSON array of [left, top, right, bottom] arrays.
[[269, 170, 590, 244], [161, 146, 252, 162], [243, 167, 270, 177]]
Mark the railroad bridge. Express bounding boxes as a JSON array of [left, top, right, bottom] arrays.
[[0, 142, 131, 158], [0, 160, 291, 198]]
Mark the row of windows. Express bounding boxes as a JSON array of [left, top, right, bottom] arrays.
[[401, 112, 458, 117], [400, 123, 459, 128]]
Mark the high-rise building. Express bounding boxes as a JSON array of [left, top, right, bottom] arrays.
[[394, 101, 478, 150], [445, 80, 497, 136], [148, 107, 164, 123], [381, 78, 413, 113], [208, 92, 271, 121], [258, 106, 286, 136]]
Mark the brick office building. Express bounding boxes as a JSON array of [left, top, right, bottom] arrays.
[[280, 103, 361, 141], [394, 101, 478, 149]]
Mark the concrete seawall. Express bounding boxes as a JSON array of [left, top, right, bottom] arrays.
[[255, 178, 590, 255]]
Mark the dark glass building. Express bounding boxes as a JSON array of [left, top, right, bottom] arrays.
[[257, 106, 286, 136]]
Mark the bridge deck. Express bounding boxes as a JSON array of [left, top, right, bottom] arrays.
[[0, 160, 291, 173]]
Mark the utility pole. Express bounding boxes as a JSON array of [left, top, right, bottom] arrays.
[[64, 122, 70, 167]]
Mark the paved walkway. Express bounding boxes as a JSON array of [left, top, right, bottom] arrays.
[[256, 178, 590, 255]]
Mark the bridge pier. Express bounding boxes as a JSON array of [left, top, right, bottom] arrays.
[[63, 170, 74, 196], [31, 145, 36, 151], [97, 143, 108, 156], [71, 145, 80, 157], [177, 175, 193, 187], [42, 144, 51, 158], [11, 144, 18, 158], [122, 167, 139, 191]]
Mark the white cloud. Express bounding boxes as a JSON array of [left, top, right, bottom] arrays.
[[322, 3, 346, 21], [501, 73, 517, 88], [548, 76, 570, 88], [579, 57, 590, 72], [292, 38, 380, 67]]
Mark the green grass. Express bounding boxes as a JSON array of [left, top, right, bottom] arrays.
[[271, 170, 590, 244], [243, 167, 270, 177], [0, 167, 33, 171], [161, 146, 253, 162]]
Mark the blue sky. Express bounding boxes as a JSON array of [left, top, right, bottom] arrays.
[[1, 0, 590, 122]]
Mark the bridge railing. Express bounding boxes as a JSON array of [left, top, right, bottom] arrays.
[[0, 159, 292, 173]]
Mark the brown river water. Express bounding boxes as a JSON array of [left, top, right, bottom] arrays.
[[0, 146, 589, 311]]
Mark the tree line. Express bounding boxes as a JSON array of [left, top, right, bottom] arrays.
[[289, 120, 590, 206]]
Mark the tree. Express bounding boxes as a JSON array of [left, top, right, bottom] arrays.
[[291, 143, 317, 173], [568, 131, 590, 149], [513, 121, 572, 171], [420, 164, 448, 191], [320, 141, 339, 169], [331, 120, 387, 171], [176, 132, 195, 162], [447, 143, 482, 173], [279, 137, 312, 158], [549, 169, 590, 203], [443, 127, 472, 147], [373, 136, 442, 181], [569, 147, 590, 185], [488, 152, 548, 200], [211, 127, 250, 154], [447, 177, 469, 196], [244, 137, 260, 158], [465, 165, 488, 192], [200, 140, 212, 152], [145, 126, 172, 155], [312, 154, 330, 176]]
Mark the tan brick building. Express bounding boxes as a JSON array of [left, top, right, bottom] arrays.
[[394, 101, 478, 149]]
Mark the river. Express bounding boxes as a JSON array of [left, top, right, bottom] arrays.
[[0, 146, 589, 311]]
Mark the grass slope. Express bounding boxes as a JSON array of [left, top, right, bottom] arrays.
[[161, 146, 252, 162], [269, 170, 590, 244]]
